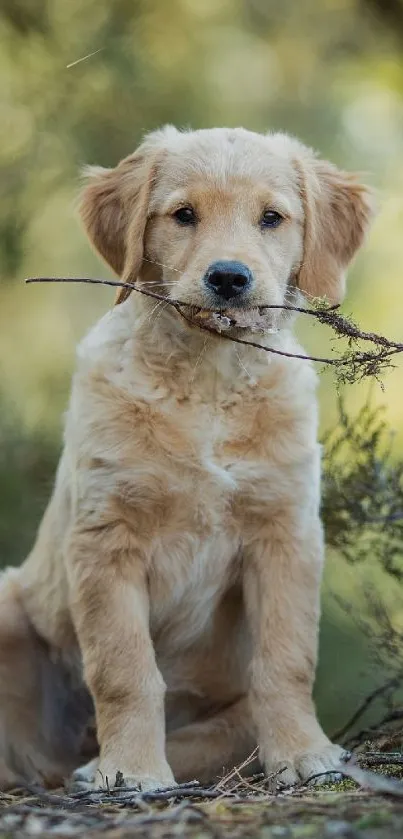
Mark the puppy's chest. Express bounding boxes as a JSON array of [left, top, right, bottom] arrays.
[[114, 386, 307, 640], [176, 386, 296, 480], [142, 393, 291, 637], [122, 385, 299, 528]]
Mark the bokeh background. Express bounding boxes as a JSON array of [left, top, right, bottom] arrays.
[[1, 0, 403, 737]]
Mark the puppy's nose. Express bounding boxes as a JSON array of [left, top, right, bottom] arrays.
[[204, 260, 253, 301]]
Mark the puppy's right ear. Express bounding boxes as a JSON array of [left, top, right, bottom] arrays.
[[79, 137, 164, 303], [79, 160, 132, 278]]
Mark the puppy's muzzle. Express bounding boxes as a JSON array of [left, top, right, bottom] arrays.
[[203, 260, 253, 303]]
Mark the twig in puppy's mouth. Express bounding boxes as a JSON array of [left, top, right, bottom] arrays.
[[25, 276, 403, 385]]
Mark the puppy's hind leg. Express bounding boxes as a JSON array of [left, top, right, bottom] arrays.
[[167, 697, 258, 784], [0, 569, 92, 789]]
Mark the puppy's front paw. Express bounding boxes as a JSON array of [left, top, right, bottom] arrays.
[[69, 758, 176, 794], [94, 761, 176, 793], [265, 742, 347, 790]]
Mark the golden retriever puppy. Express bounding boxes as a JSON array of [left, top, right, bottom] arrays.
[[0, 126, 374, 791]]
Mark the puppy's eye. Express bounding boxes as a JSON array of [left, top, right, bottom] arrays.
[[173, 206, 197, 225], [261, 210, 283, 229]]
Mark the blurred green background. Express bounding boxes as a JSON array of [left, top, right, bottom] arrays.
[[1, 0, 403, 737]]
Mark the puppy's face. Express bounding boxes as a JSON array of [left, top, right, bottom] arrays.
[[80, 126, 374, 320], [144, 130, 304, 312]]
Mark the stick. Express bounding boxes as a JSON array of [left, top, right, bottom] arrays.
[[25, 276, 403, 381]]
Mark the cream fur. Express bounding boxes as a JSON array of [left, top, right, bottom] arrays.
[[0, 126, 374, 791]]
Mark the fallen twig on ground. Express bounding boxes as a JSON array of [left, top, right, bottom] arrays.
[[362, 753, 403, 767], [345, 709, 403, 750]]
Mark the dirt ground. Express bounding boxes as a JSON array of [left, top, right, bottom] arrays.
[[1, 742, 403, 839], [1, 781, 403, 839]]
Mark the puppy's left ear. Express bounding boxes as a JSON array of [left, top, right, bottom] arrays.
[[294, 152, 376, 304], [79, 135, 163, 304]]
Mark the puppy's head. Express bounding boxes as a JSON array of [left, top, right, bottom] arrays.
[[80, 126, 375, 318]]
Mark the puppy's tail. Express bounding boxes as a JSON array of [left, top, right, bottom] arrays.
[[0, 568, 94, 789]]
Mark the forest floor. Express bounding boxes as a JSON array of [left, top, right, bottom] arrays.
[[1, 728, 403, 839]]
